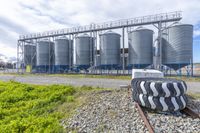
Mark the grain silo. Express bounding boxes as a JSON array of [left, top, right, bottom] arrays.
[[128, 27, 153, 69], [24, 44, 36, 67], [75, 34, 94, 70], [99, 31, 121, 69], [162, 24, 193, 70], [36, 39, 54, 72], [54, 37, 70, 73]]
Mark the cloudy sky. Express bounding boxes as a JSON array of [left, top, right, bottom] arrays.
[[0, 0, 200, 62]]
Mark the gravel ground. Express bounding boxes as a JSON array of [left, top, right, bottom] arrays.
[[147, 112, 200, 133], [187, 98, 200, 114], [147, 97, 200, 133], [0, 75, 200, 93], [62, 89, 200, 133], [63, 89, 148, 133]]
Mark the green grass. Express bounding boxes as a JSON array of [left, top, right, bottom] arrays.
[[0, 73, 132, 80], [0, 80, 107, 132], [52, 74, 200, 82], [166, 76, 200, 82], [49, 74, 131, 80]]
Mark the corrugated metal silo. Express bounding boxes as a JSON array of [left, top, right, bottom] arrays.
[[54, 37, 70, 72], [75, 34, 94, 69], [162, 24, 193, 70], [99, 31, 121, 69], [36, 40, 54, 72], [128, 27, 153, 68], [24, 44, 36, 66]]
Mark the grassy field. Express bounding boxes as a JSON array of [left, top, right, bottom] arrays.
[[0, 73, 132, 80], [0, 80, 107, 132], [49, 74, 132, 80], [52, 74, 200, 82], [166, 76, 200, 82], [187, 92, 200, 99]]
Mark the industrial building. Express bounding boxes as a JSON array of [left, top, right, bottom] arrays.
[[17, 11, 193, 76]]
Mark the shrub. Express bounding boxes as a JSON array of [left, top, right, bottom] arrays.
[[0, 81, 78, 132]]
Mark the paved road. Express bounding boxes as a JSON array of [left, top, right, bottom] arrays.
[[0, 75, 199, 93]]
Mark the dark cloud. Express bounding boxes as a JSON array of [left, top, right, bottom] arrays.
[[0, 27, 17, 47], [0, 16, 29, 34], [19, 3, 79, 27]]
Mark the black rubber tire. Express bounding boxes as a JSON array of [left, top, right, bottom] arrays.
[[131, 78, 187, 97], [132, 91, 187, 112]]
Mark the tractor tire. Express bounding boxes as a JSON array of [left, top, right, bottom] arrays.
[[132, 91, 187, 112], [131, 78, 187, 97]]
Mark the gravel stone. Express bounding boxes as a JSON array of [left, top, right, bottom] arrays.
[[63, 90, 148, 132], [62, 89, 200, 133], [147, 97, 200, 133]]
